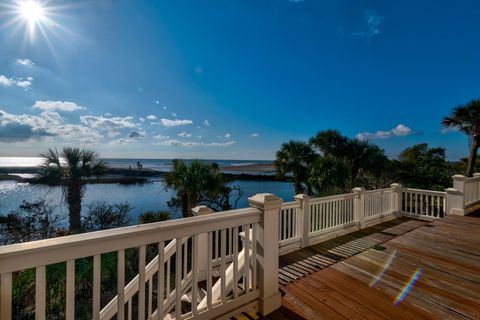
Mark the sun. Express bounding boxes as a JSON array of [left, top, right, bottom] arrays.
[[19, 0, 45, 24]]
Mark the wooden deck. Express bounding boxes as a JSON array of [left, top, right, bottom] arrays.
[[264, 215, 480, 320]]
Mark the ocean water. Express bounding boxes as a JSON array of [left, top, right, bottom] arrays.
[[0, 179, 294, 224], [0, 157, 292, 226]]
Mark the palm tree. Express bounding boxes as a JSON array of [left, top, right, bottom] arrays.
[[442, 99, 480, 177], [346, 139, 387, 188], [309, 129, 349, 158], [308, 155, 350, 196], [274, 140, 317, 194], [164, 160, 237, 217], [38, 148, 107, 232]]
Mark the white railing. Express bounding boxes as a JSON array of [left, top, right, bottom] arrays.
[[0, 207, 267, 320], [278, 201, 301, 246], [309, 193, 355, 235], [464, 175, 480, 206], [364, 188, 395, 221], [400, 188, 446, 219]]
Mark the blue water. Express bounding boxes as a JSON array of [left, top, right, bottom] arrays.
[[0, 179, 294, 225]]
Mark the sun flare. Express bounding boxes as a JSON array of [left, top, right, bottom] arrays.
[[19, 0, 44, 24]]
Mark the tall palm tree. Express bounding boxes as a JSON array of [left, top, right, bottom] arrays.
[[164, 160, 234, 217], [309, 129, 349, 158], [38, 148, 107, 232], [346, 139, 387, 188], [442, 99, 480, 177], [274, 140, 317, 194]]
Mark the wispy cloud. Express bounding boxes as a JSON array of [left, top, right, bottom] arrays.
[[0, 75, 33, 89], [156, 118, 193, 127], [33, 100, 85, 112], [80, 115, 137, 137], [146, 114, 157, 121], [155, 139, 235, 147], [250, 133, 259, 138], [356, 124, 414, 140], [178, 131, 192, 138], [111, 130, 146, 145], [203, 119, 210, 127], [353, 10, 384, 38], [224, 133, 231, 138], [16, 58, 34, 67]]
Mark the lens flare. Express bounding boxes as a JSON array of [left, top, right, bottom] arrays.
[[369, 249, 397, 287], [394, 267, 423, 305]]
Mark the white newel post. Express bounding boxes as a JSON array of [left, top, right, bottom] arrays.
[[191, 205, 213, 281], [352, 187, 365, 228], [446, 175, 466, 216], [294, 194, 310, 248], [390, 183, 403, 214], [248, 193, 282, 315]]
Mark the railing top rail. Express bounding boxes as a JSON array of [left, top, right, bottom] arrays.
[[402, 188, 446, 196], [364, 188, 393, 195], [309, 193, 355, 204], [0, 207, 261, 274], [465, 176, 480, 183], [281, 201, 301, 210]]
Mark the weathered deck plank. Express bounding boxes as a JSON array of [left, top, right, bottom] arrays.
[[272, 215, 480, 320]]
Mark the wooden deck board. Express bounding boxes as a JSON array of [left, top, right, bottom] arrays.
[[273, 215, 480, 320]]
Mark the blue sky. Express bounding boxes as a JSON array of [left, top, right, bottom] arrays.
[[0, 0, 479, 160]]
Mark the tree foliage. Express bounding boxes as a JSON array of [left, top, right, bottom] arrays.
[[37, 147, 107, 232], [442, 99, 480, 177], [164, 159, 241, 217]]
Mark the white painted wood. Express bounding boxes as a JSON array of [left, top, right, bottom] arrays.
[[93, 255, 101, 320], [1, 273, 12, 320], [36, 265, 46, 320], [66, 259, 75, 320], [117, 250, 125, 320], [192, 234, 199, 316], [157, 241, 165, 320], [138, 245, 146, 320], [175, 238, 182, 320], [220, 229, 226, 303], [207, 232, 212, 309]]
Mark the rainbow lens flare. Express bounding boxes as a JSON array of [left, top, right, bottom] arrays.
[[394, 267, 423, 305]]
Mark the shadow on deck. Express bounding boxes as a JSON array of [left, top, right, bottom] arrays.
[[262, 214, 480, 320]]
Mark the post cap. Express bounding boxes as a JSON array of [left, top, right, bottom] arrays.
[[473, 173, 480, 177], [390, 183, 403, 189], [452, 174, 466, 181], [294, 194, 310, 201], [191, 205, 213, 216], [445, 187, 462, 195], [248, 193, 283, 209], [352, 187, 366, 193]]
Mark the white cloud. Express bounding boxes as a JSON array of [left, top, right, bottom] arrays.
[[16, 58, 34, 67], [250, 133, 259, 138], [80, 115, 137, 137], [139, 117, 145, 123], [155, 118, 193, 127], [0, 109, 101, 143], [0, 75, 34, 89], [153, 134, 170, 140], [163, 106, 167, 110], [224, 133, 231, 138], [0, 75, 14, 87], [33, 100, 84, 112], [171, 112, 177, 117], [203, 119, 210, 127], [146, 114, 157, 121], [355, 124, 413, 140], [111, 131, 146, 145], [441, 127, 460, 134], [155, 100, 160, 104], [155, 139, 235, 147], [178, 131, 192, 138], [353, 10, 384, 38]]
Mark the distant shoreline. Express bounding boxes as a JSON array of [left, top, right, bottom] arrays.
[[0, 163, 286, 184]]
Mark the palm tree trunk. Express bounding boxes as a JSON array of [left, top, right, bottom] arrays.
[[294, 180, 304, 195], [67, 183, 82, 232], [466, 137, 480, 177]]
